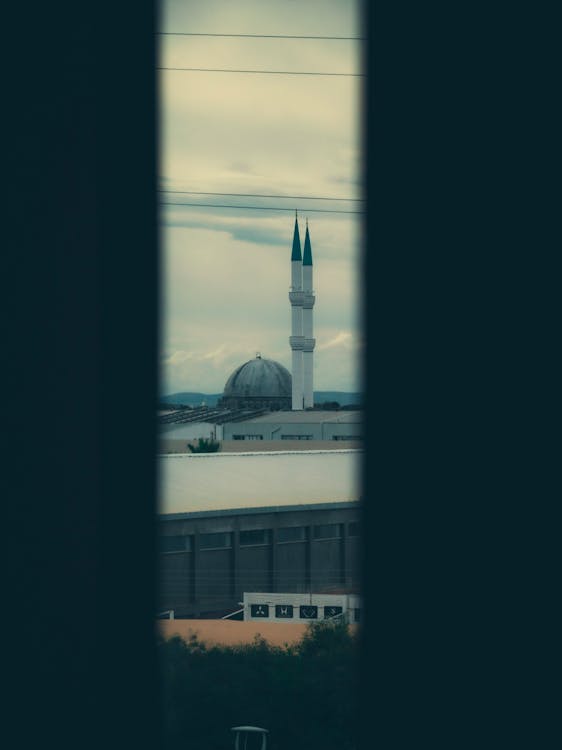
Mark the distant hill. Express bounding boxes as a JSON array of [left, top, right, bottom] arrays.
[[160, 392, 222, 407], [313, 391, 362, 406], [160, 391, 362, 408]]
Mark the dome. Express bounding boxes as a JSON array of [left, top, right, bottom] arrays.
[[220, 354, 291, 411]]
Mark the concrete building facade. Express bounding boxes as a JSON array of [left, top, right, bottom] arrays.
[[222, 410, 363, 442], [159, 505, 361, 617], [158, 451, 361, 617]]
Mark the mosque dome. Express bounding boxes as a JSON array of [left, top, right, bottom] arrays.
[[219, 354, 291, 411]]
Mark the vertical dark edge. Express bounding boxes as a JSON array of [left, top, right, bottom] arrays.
[[358, 1, 371, 748], [5, 1, 161, 748], [5, 0, 549, 748], [96, 0, 161, 745], [360, 1, 554, 747]]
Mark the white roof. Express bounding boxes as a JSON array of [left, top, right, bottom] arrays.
[[239, 410, 362, 424], [159, 450, 361, 517]]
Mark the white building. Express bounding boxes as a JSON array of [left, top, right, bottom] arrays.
[[222, 409, 362, 442], [158, 450, 362, 617], [243, 591, 362, 624]]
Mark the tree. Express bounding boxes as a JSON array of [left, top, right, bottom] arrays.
[[187, 437, 221, 453], [157, 622, 359, 750]]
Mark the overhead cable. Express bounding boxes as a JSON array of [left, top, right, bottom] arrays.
[[157, 32, 364, 41], [158, 189, 363, 202], [158, 66, 363, 77], [160, 202, 363, 214]]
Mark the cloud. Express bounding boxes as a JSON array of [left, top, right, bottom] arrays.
[[200, 345, 230, 364], [164, 350, 193, 365], [316, 331, 353, 351], [162, 209, 289, 246], [159, 0, 362, 394], [161, 207, 360, 261]]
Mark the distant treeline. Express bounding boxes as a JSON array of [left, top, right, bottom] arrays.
[[159, 392, 222, 408], [158, 622, 359, 750], [159, 391, 363, 409]]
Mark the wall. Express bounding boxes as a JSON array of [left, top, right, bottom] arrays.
[[159, 422, 222, 440], [158, 505, 361, 617], [222, 420, 362, 442]]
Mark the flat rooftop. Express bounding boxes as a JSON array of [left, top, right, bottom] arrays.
[[159, 439, 362, 454], [159, 449, 362, 517], [236, 410, 362, 424]]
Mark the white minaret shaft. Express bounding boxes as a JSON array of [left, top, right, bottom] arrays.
[[289, 214, 304, 410], [302, 221, 315, 409]]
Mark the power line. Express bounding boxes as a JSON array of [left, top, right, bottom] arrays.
[[158, 66, 363, 77], [158, 189, 363, 203], [157, 32, 364, 41], [160, 201, 363, 214]]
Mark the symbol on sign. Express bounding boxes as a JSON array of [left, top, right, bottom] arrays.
[[250, 604, 269, 618], [299, 605, 318, 619], [324, 606, 343, 618], [275, 604, 293, 618]]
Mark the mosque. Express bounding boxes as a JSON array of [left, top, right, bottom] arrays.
[[159, 216, 362, 446], [218, 355, 292, 411], [218, 213, 314, 412]]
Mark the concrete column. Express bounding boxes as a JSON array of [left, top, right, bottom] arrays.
[[189, 534, 196, 603], [231, 526, 240, 600], [192, 529, 200, 616], [340, 526, 348, 588], [302, 261, 315, 409], [303, 349, 314, 409], [270, 527, 278, 592], [305, 525, 312, 595], [289, 282, 304, 410], [291, 346, 304, 410]]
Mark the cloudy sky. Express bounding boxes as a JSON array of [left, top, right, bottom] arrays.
[[159, 0, 363, 395]]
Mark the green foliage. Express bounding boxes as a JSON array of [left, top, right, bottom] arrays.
[[187, 437, 221, 453], [158, 622, 359, 750]]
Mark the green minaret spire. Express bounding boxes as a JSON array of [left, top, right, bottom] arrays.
[[303, 219, 313, 266], [291, 211, 302, 261]]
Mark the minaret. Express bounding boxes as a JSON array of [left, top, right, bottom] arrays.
[[302, 219, 316, 409], [289, 212, 304, 410]]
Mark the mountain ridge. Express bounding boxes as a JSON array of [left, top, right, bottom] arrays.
[[160, 391, 362, 408]]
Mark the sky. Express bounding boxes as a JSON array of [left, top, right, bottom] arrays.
[[159, 0, 363, 395]]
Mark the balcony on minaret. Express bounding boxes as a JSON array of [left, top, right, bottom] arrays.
[[288, 290, 305, 305], [302, 292, 315, 309], [289, 336, 305, 350], [302, 338, 316, 352]]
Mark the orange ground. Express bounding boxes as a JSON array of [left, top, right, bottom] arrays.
[[158, 619, 357, 647], [158, 619, 309, 647]]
